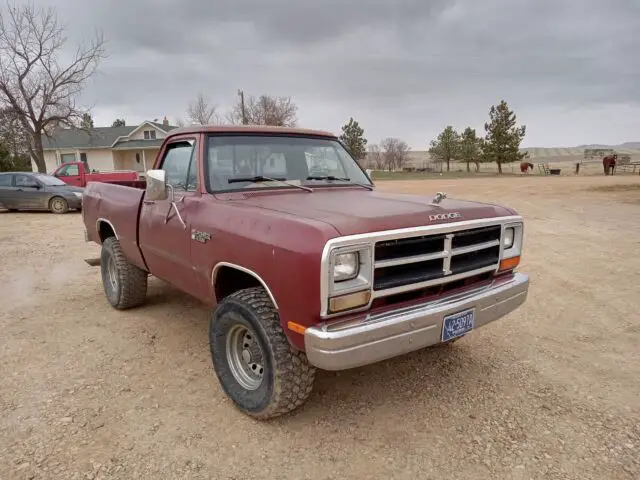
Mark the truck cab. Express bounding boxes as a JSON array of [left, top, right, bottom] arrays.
[[81, 125, 529, 420]]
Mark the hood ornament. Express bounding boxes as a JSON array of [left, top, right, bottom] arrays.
[[431, 191, 447, 205]]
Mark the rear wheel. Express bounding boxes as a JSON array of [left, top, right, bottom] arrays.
[[49, 196, 69, 214], [100, 237, 147, 309], [209, 287, 316, 419]]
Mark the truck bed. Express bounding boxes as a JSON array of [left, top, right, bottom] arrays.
[[83, 182, 148, 270]]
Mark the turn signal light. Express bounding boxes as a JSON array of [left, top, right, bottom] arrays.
[[499, 255, 521, 272], [287, 321, 307, 335], [329, 290, 371, 313]]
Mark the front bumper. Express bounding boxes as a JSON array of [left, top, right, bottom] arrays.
[[304, 272, 529, 371]]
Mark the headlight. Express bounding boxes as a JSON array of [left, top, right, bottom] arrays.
[[72, 192, 83, 198], [503, 227, 515, 249], [333, 252, 359, 282]]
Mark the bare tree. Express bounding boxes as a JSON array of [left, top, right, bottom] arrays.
[[227, 92, 298, 127], [0, 106, 28, 157], [187, 92, 220, 125], [366, 144, 385, 170], [0, 3, 106, 172], [380, 137, 410, 171]]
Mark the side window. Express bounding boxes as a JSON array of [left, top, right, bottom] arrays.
[[0, 174, 13, 187], [15, 175, 39, 188], [160, 140, 196, 191], [58, 164, 79, 176]]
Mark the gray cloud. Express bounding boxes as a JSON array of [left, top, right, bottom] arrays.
[[20, 0, 640, 146]]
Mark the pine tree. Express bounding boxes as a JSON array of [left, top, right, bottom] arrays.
[[459, 127, 481, 172], [80, 113, 94, 129], [428, 126, 460, 172], [339, 117, 367, 162], [481, 100, 527, 174]]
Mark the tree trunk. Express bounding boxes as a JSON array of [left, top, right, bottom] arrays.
[[497, 161, 503, 174], [32, 132, 46, 173], [466, 161, 470, 172], [446, 158, 450, 172], [474, 161, 480, 172]]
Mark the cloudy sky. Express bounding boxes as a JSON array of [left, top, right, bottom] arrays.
[[24, 0, 640, 148]]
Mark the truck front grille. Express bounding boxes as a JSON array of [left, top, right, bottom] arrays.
[[373, 225, 502, 294]]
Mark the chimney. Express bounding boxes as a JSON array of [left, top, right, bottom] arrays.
[[162, 115, 169, 127]]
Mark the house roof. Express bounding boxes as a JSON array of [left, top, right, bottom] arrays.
[[112, 139, 165, 150], [42, 121, 178, 150]]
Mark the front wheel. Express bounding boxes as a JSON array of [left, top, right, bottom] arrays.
[[209, 287, 316, 419]]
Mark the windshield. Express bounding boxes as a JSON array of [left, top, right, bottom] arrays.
[[35, 174, 66, 186], [206, 135, 372, 192]]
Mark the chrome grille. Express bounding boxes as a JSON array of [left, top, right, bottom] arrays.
[[373, 225, 502, 294]]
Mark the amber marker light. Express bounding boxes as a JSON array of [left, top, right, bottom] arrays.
[[499, 255, 521, 272], [287, 321, 307, 335], [329, 290, 371, 313]]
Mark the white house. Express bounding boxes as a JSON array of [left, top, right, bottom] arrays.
[[36, 117, 178, 174]]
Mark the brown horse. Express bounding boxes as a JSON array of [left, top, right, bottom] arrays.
[[520, 162, 534, 173], [602, 154, 617, 175]]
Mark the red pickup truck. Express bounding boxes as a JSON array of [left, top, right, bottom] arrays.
[[53, 161, 140, 188], [82, 125, 529, 419]]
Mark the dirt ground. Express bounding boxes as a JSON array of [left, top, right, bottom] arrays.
[[1, 174, 639, 480]]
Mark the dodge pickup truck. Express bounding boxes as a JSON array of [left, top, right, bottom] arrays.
[[81, 125, 529, 419]]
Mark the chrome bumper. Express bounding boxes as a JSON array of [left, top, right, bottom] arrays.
[[304, 272, 529, 371]]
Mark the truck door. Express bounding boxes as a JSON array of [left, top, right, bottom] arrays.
[[138, 136, 201, 294], [55, 163, 83, 187]]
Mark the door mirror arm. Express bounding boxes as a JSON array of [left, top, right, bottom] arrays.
[[164, 183, 186, 229]]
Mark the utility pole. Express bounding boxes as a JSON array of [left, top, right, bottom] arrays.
[[238, 89, 248, 125]]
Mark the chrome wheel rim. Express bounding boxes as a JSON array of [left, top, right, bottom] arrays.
[[225, 324, 264, 390], [106, 255, 118, 291]]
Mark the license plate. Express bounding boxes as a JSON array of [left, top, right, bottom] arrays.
[[442, 308, 475, 342]]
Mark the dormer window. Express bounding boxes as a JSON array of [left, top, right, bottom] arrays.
[[143, 130, 156, 140]]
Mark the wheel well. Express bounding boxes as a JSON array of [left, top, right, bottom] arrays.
[[98, 221, 116, 243], [214, 266, 262, 303]]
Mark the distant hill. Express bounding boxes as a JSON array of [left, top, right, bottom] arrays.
[[575, 142, 640, 149]]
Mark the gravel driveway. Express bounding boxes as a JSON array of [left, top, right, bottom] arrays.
[[1, 175, 639, 479]]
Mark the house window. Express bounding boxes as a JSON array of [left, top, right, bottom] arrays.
[[143, 130, 156, 140], [60, 153, 76, 165], [144, 131, 149, 139]]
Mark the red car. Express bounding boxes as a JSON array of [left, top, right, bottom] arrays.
[[81, 125, 529, 419], [52, 161, 140, 188]]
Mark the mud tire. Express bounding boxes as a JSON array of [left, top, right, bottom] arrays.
[[210, 287, 316, 420], [100, 236, 147, 309]]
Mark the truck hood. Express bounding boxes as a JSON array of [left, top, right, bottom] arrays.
[[227, 188, 516, 236]]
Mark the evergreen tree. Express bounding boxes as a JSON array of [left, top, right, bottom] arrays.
[[428, 126, 460, 172], [339, 117, 367, 162], [111, 118, 126, 127], [459, 127, 481, 172], [80, 112, 94, 128], [480, 100, 527, 174]]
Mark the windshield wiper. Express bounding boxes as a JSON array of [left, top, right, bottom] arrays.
[[227, 175, 312, 192], [305, 175, 374, 191]]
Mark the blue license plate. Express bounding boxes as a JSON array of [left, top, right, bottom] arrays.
[[442, 308, 475, 342]]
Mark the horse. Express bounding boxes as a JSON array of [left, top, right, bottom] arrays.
[[520, 162, 534, 173], [602, 154, 617, 175]]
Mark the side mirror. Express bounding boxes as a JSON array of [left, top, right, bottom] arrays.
[[145, 169, 168, 201]]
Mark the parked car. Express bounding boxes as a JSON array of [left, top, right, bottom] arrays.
[[52, 161, 140, 188], [0, 171, 83, 213], [81, 125, 529, 419]]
